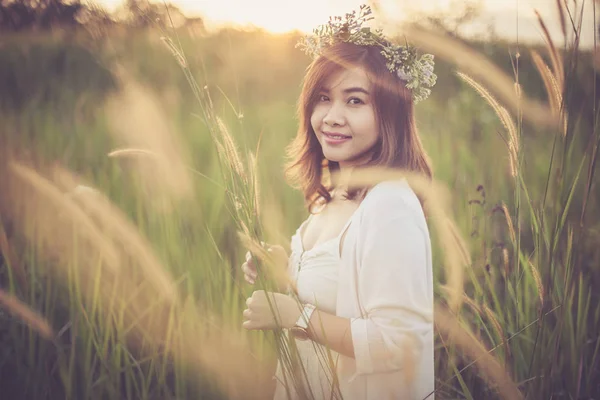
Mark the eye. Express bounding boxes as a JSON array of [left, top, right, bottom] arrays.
[[318, 94, 330, 102], [348, 97, 364, 105]]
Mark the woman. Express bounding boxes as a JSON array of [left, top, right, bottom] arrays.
[[241, 5, 436, 399]]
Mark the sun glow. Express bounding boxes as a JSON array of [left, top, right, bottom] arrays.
[[97, 0, 456, 33], [176, 0, 368, 33], [96, 0, 595, 47]]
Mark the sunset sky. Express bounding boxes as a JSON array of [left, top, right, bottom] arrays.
[[96, 0, 596, 47]]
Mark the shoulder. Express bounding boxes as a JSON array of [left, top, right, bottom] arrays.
[[352, 179, 432, 266], [360, 179, 426, 225]]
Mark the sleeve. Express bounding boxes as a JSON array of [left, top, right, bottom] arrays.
[[349, 200, 433, 380]]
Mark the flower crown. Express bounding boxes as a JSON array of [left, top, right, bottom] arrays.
[[296, 4, 437, 103]]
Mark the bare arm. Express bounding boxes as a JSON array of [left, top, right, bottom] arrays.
[[304, 308, 355, 359]]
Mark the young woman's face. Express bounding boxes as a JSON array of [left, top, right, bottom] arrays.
[[310, 67, 379, 168]]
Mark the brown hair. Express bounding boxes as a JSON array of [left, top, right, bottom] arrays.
[[284, 42, 433, 213]]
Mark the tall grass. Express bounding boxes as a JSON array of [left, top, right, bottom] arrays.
[[410, 1, 600, 398], [0, 1, 598, 399]]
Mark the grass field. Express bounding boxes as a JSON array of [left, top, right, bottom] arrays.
[[0, 5, 599, 399]]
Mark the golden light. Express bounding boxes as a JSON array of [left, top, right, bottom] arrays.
[[95, 0, 595, 47], [180, 0, 367, 33], [97, 0, 456, 33]]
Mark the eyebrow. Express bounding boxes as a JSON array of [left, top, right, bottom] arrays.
[[320, 87, 370, 96]]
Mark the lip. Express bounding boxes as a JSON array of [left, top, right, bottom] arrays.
[[322, 131, 352, 144]]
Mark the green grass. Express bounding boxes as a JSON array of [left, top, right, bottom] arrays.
[[0, 11, 599, 399]]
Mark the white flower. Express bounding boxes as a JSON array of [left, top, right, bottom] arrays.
[[297, 5, 437, 102], [397, 69, 411, 81]]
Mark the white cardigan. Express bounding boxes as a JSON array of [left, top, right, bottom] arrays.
[[331, 179, 434, 399]]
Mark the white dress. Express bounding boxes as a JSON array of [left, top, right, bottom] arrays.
[[273, 211, 355, 400], [273, 179, 435, 400]]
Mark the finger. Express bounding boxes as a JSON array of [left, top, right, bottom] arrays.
[[245, 251, 252, 262], [242, 320, 255, 330], [244, 275, 255, 285], [242, 309, 251, 319], [242, 262, 257, 278], [246, 297, 252, 306], [241, 262, 251, 275]]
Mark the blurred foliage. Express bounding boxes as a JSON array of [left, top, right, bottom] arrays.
[[0, 12, 599, 399], [0, 0, 204, 33]]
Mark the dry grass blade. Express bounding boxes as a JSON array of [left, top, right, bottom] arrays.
[[457, 71, 519, 172], [104, 78, 194, 207], [556, 0, 567, 40], [9, 162, 121, 272], [502, 248, 510, 276], [440, 286, 488, 344], [434, 305, 523, 400], [506, 141, 518, 177], [456, 72, 516, 139], [534, 10, 564, 89], [347, 167, 469, 311], [159, 36, 187, 68], [108, 147, 227, 195], [236, 231, 270, 264], [249, 151, 260, 218], [261, 196, 290, 254], [51, 166, 178, 303], [108, 148, 161, 159], [399, 334, 418, 393], [500, 202, 517, 243], [399, 25, 556, 128], [461, 293, 483, 317], [482, 303, 511, 362], [527, 259, 545, 309], [530, 51, 561, 114], [175, 307, 274, 399], [502, 202, 517, 243], [530, 50, 568, 136], [216, 116, 247, 183], [12, 164, 270, 398], [6, 163, 176, 344], [0, 288, 54, 340], [237, 230, 293, 292]]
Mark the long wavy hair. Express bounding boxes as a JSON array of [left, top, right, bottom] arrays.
[[284, 42, 433, 213]]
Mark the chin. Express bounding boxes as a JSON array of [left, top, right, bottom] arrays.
[[322, 152, 349, 164]]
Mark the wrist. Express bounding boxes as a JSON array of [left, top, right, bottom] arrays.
[[289, 303, 316, 341]]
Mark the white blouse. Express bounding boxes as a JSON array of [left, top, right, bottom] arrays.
[[274, 179, 434, 400]]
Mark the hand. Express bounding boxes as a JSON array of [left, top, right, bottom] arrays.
[[241, 244, 288, 285], [242, 290, 301, 330]]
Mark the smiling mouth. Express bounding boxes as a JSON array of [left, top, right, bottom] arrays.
[[323, 132, 351, 140]]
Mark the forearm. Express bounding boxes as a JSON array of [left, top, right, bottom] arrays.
[[305, 308, 355, 359]]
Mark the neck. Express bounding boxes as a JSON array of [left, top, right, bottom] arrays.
[[335, 151, 373, 193], [331, 164, 353, 199]]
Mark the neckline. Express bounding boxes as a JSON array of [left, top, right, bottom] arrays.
[[296, 184, 379, 254], [296, 213, 353, 255]]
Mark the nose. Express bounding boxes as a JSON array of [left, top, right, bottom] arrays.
[[322, 102, 345, 127]]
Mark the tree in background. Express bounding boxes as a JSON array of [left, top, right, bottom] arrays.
[[0, 0, 201, 34], [0, 0, 84, 32]]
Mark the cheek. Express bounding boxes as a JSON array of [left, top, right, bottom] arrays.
[[355, 110, 378, 139], [369, 112, 380, 140], [310, 106, 324, 131], [372, 120, 380, 141]]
